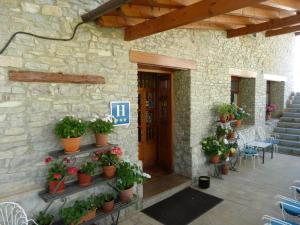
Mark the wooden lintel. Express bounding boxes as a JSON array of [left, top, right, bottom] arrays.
[[227, 13, 300, 38], [265, 24, 300, 36], [9, 71, 105, 84], [124, 0, 267, 41], [130, 50, 197, 70]]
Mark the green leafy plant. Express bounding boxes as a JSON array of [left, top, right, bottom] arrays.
[[93, 147, 122, 167], [218, 104, 231, 117], [201, 136, 225, 156], [35, 212, 54, 225], [79, 162, 97, 176], [216, 124, 228, 139], [116, 161, 150, 191], [44, 156, 77, 181], [90, 116, 114, 134], [94, 193, 115, 208], [55, 116, 87, 138], [228, 104, 238, 115], [60, 195, 96, 225], [234, 106, 250, 120]]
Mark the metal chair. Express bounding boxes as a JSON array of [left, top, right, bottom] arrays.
[[290, 180, 300, 200], [275, 195, 300, 220], [262, 215, 299, 225], [0, 202, 38, 225], [238, 133, 260, 169]]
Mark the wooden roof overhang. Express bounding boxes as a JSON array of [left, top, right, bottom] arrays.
[[81, 0, 300, 40]]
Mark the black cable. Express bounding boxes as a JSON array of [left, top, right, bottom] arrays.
[[0, 21, 85, 55]]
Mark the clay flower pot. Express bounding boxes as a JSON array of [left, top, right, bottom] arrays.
[[222, 164, 229, 175], [95, 133, 109, 147], [119, 186, 134, 203], [210, 155, 220, 164], [102, 200, 114, 213], [102, 165, 116, 179], [61, 137, 81, 154], [229, 150, 236, 157], [227, 132, 236, 140], [219, 116, 228, 123], [78, 172, 92, 187], [229, 114, 235, 121], [235, 120, 242, 128], [71, 209, 96, 225], [49, 180, 65, 194]]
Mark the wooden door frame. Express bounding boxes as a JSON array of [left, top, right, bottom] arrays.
[[138, 66, 174, 172]]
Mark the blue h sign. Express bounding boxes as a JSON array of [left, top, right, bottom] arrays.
[[110, 101, 130, 126]]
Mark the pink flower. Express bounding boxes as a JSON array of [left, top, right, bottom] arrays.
[[92, 155, 99, 161], [64, 157, 71, 164], [68, 166, 77, 175], [53, 173, 62, 180], [44, 156, 53, 164], [97, 150, 105, 155], [110, 146, 122, 157]]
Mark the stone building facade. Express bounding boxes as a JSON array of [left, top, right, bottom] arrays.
[[0, 0, 296, 217]]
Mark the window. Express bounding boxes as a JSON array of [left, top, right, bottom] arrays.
[[231, 76, 240, 105]]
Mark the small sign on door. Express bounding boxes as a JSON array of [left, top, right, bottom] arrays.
[[110, 101, 130, 126]]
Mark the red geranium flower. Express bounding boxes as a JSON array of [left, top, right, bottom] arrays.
[[110, 146, 122, 157], [53, 173, 62, 180], [92, 155, 99, 161], [44, 156, 53, 164], [68, 166, 77, 175], [97, 150, 105, 155], [64, 157, 71, 164]]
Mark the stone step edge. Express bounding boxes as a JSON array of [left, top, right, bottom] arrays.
[[278, 139, 300, 145]]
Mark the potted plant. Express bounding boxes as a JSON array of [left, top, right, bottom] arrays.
[[116, 161, 150, 203], [228, 104, 237, 121], [93, 146, 122, 179], [227, 127, 236, 140], [266, 103, 277, 120], [216, 124, 229, 140], [35, 212, 54, 225], [218, 104, 230, 123], [90, 115, 114, 147], [222, 163, 229, 175], [60, 196, 97, 225], [55, 116, 87, 154], [228, 142, 238, 157], [78, 161, 97, 187], [45, 156, 77, 194], [94, 193, 115, 213], [234, 106, 250, 127], [201, 136, 224, 164]]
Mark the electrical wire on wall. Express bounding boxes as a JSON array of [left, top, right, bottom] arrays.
[[0, 21, 86, 55]]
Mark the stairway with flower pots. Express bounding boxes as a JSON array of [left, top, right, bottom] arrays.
[[274, 92, 300, 155]]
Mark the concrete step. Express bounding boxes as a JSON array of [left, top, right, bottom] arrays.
[[278, 145, 300, 155], [275, 133, 300, 141], [142, 175, 191, 209], [283, 112, 300, 118], [286, 108, 300, 113], [274, 127, 300, 135], [277, 122, 300, 129], [278, 139, 300, 148], [280, 117, 300, 123], [292, 100, 300, 104], [288, 104, 300, 108]]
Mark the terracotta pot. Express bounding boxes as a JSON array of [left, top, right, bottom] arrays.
[[119, 186, 134, 203], [229, 114, 235, 121], [222, 164, 229, 175], [49, 180, 65, 194], [223, 153, 229, 160], [103, 165, 116, 179], [219, 115, 228, 123], [227, 132, 236, 140], [102, 200, 114, 213], [95, 133, 109, 147], [61, 137, 81, 154], [235, 120, 242, 128], [78, 172, 92, 187], [71, 209, 96, 225], [210, 155, 220, 164], [229, 150, 236, 157]]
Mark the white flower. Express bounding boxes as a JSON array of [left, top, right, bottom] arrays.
[[91, 118, 96, 122], [79, 119, 82, 123], [224, 139, 229, 144], [143, 173, 151, 179]]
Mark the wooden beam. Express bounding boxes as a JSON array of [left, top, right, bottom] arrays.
[[261, 0, 300, 11], [295, 31, 300, 35], [9, 71, 105, 84], [265, 24, 300, 36], [129, 0, 199, 8], [130, 50, 197, 70], [81, 0, 130, 22], [124, 0, 267, 41], [99, 16, 146, 27], [227, 13, 300, 38]]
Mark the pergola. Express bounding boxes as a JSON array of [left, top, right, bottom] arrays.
[[81, 0, 300, 40]]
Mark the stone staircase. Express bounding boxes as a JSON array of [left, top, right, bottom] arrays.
[[274, 92, 300, 155]]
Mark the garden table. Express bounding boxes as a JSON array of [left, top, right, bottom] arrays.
[[246, 141, 273, 164]]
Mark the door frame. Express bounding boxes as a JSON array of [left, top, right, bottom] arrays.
[[138, 65, 174, 172]]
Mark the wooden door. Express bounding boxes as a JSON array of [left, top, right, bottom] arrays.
[[138, 73, 157, 168], [157, 75, 173, 172]]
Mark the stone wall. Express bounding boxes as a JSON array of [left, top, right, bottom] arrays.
[[239, 78, 256, 125], [0, 0, 297, 217], [270, 81, 285, 118]]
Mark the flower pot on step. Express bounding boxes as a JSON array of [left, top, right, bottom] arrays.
[[102, 165, 116, 179], [229, 114, 235, 121], [95, 133, 108, 147], [119, 186, 133, 203], [227, 132, 236, 140], [102, 200, 114, 213], [71, 209, 96, 225], [49, 180, 65, 194], [62, 137, 81, 154], [219, 116, 228, 123], [235, 120, 242, 128], [78, 172, 92, 187], [222, 164, 229, 175], [210, 155, 220, 164]]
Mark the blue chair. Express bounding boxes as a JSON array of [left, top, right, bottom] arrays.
[[262, 215, 299, 225], [290, 180, 300, 200], [240, 145, 260, 169], [276, 195, 300, 219]]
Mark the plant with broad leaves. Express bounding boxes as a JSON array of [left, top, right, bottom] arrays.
[[44, 156, 77, 181], [89, 115, 114, 134], [92, 146, 122, 167], [55, 116, 87, 138], [78, 161, 97, 176], [35, 212, 53, 225]]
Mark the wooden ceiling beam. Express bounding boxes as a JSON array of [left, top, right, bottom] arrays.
[[261, 0, 300, 11], [227, 13, 300, 38], [129, 0, 199, 8], [295, 31, 300, 35], [265, 24, 300, 36], [124, 0, 268, 41]]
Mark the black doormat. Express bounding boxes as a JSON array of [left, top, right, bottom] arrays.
[[142, 187, 223, 225]]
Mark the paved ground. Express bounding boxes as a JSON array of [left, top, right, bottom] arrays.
[[120, 153, 300, 225]]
